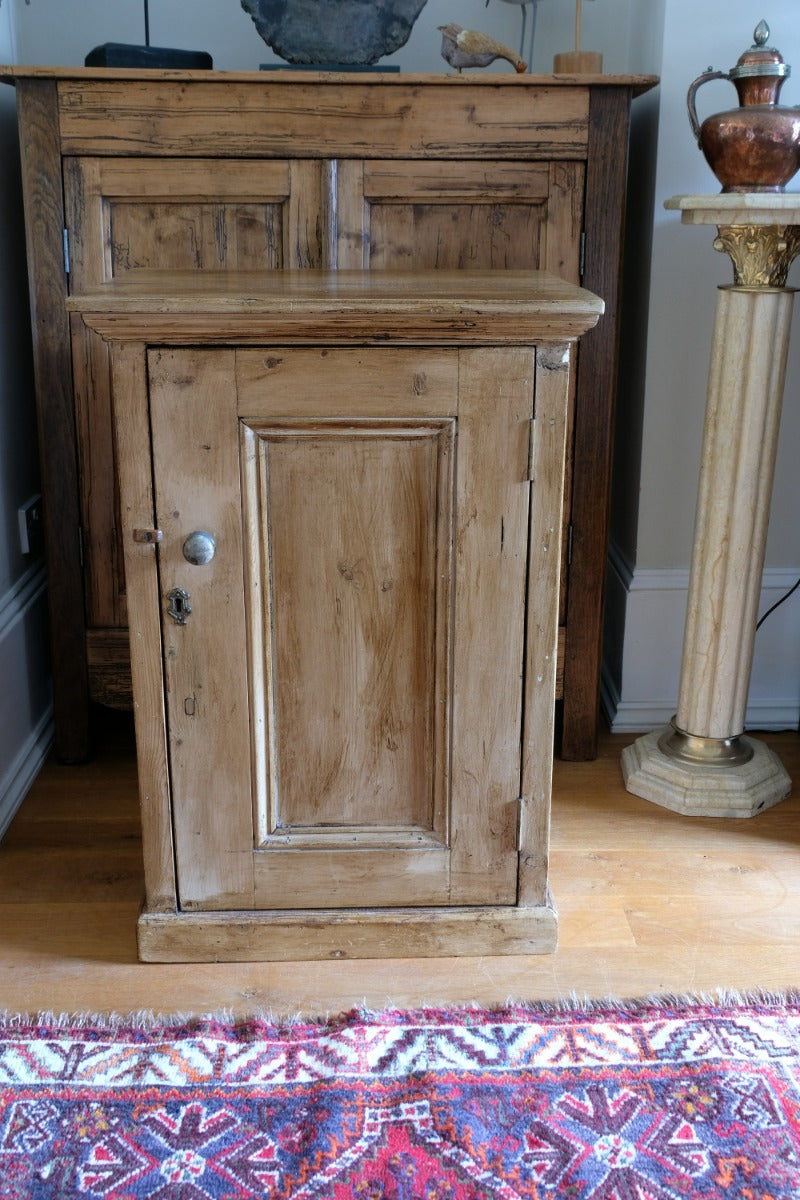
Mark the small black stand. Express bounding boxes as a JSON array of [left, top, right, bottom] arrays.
[[85, 44, 212, 69], [85, 0, 211, 69]]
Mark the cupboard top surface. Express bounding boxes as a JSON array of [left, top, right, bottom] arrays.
[[0, 65, 658, 93], [67, 268, 604, 344]]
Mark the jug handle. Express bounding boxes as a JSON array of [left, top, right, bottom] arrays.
[[687, 69, 729, 141]]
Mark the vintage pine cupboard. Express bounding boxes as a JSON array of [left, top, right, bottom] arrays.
[[0, 66, 656, 763], [68, 269, 603, 960]]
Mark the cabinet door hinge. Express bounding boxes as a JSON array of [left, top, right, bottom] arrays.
[[63, 227, 71, 276], [516, 796, 525, 852], [527, 417, 536, 482], [567, 523, 574, 566], [579, 230, 586, 280]]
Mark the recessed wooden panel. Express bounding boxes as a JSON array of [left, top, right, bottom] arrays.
[[242, 419, 455, 847], [64, 158, 327, 286], [369, 204, 542, 271], [109, 201, 284, 273], [337, 161, 552, 271]]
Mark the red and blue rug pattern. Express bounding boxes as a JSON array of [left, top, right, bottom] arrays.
[[2, 997, 800, 1198]]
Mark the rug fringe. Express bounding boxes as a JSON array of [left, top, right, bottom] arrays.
[[2, 988, 800, 1033]]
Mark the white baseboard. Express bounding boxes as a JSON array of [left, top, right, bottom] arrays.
[[0, 707, 53, 841], [0, 563, 53, 840], [603, 545, 800, 734]]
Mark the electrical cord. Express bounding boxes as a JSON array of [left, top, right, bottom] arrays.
[[756, 575, 800, 630]]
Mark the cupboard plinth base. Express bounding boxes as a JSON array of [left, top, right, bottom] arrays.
[[621, 730, 791, 818], [137, 903, 559, 962]]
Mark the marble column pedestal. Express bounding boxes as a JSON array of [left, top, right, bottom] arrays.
[[622, 194, 800, 817]]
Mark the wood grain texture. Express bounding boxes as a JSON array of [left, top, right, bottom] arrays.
[[448, 347, 531, 904], [0, 66, 657, 88], [69, 314, 126, 629], [147, 349, 256, 911], [518, 344, 572, 906], [137, 904, 558, 962], [53, 78, 593, 160], [69, 269, 603, 345], [357, 161, 552, 273], [123, 324, 572, 924], [86, 629, 134, 708], [16, 80, 89, 762], [109, 343, 175, 912]]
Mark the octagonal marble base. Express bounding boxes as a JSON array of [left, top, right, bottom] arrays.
[[621, 729, 791, 818]]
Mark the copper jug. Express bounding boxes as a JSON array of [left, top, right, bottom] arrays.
[[687, 20, 800, 192]]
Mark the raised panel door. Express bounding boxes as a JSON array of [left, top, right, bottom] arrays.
[[146, 345, 535, 912]]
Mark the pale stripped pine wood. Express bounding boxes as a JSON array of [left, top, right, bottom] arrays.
[[147, 349, 256, 912], [53, 79, 592, 160], [2, 720, 799, 1016], [253, 424, 450, 836], [447, 348, 531, 904], [235, 348, 460, 418], [73, 272, 594, 957], [68, 268, 603, 345], [518, 344, 571, 906], [129, 334, 558, 922], [359, 162, 552, 273], [109, 343, 175, 912]]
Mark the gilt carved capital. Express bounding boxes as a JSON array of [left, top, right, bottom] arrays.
[[713, 223, 800, 287]]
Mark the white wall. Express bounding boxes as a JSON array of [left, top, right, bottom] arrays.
[[606, 1, 800, 734], [0, 0, 52, 839], [10, 0, 632, 74]]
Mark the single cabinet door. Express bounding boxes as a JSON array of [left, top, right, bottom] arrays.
[[146, 345, 535, 912]]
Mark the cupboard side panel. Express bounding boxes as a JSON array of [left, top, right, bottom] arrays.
[[109, 341, 175, 910], [518, 343, 571, 906], [448, 347, 532, 905]]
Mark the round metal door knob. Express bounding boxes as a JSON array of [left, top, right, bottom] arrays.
[[182, 530, 216, 565]]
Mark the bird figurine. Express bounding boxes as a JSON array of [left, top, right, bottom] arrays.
[[438, 23, 527, 73]]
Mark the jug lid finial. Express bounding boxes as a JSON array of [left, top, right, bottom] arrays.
[[729, 19, 790, 80], [753, 19, 770, 48]]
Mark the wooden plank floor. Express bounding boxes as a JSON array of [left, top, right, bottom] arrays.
[[2, 709, 800, 1018]]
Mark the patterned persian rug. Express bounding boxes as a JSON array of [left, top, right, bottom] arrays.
[[1, 995, 800, 1198]]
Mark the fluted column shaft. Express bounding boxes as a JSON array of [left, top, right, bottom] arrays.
[[677, 286, 794, 740]]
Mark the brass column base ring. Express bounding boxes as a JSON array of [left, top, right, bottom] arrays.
[[657, 719, 754, 768]]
